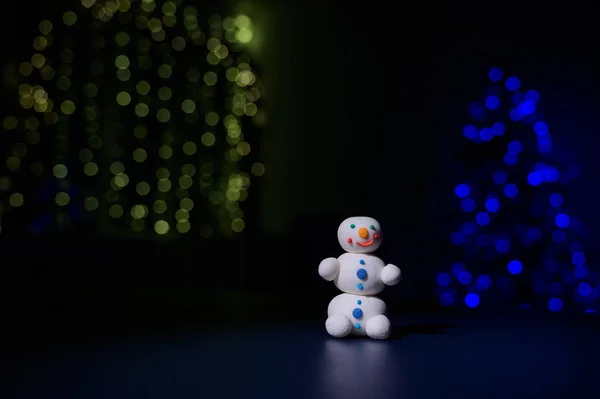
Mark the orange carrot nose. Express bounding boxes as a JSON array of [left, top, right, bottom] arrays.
[[358, 227, 368, 239]]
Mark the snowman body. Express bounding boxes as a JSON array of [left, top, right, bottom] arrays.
[[318, 217, 401, 340]]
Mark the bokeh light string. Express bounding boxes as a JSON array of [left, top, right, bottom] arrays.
[[0, 0, 266, 238], [438, 67, 597, 313]]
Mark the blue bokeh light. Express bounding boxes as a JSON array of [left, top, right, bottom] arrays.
[[460, 222, 477, 235], [463, 125, 478, 139], [440, 291, 455, 306], [437, 272, 451, 287], [488, 68, 503, 82], [468, 102, 486, 121], [495, 239, 510, 253], [527, 228, 542, 241], [452, 70, 593, 313], [458, 270, 473, 285], [485, 198, 500, 213], [480, 128, 494, 141], [572, 252, 586, 266], [512, 92, 526, 104], [509, 108, 522, 121], [462, 198, 476, 212], [455, 184, 470, 198], [476, 212, 490, 226], [505, 77, 520, 91], [548, 297, 562, 312], [476, 275, 492, 289], [465, 293, 480, 308], [493, 171, 507, 185], [508, 260, 523, 275], [555, 214, 570, 228], [517, 100, 536, 117], [527, 171, 542, 186], [570, 242, 583, 253], [450, 232, 464, 246], [526, 90, 540, 102], [549, 193, 563, 207], [507, 141, 522, 153], [504, 153, 518, 165], [504, 183, 518, 198], [452, 263, 465, 276], [485, 96, 500, 110], [578, 282, 592, 297], [575, 266, 588, 279], [492, 122, 505, 135], [534, 121, 548, 135]]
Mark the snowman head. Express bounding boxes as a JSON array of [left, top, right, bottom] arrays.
[[337, 216, 382, 253]]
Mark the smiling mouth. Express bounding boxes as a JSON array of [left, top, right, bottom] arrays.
[[356, 240, 374, 247]]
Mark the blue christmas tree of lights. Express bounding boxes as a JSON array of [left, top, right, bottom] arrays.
[[438, 67, 598, 314]]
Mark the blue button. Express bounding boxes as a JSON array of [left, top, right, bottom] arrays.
[[360, 260, 365, 265], [355, 323, 361, 329], [357, 284, 364, 290], [357, 300, 362, 305], [352, 308, 363, 319], [356, 268, 367, 280]]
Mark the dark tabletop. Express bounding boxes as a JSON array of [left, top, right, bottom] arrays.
[[3, 312, 600, 399]]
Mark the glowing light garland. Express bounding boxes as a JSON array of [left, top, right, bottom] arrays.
[[439, 68, 597, 313], [0, 0, 266, 239]]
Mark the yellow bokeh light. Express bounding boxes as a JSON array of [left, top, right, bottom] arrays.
[[55, 192, 70, 206], [180, 198, 194, 211], [81, 0, 96, 8], [84, 197, 99, 211], [136, 181, 151, 196], [201, 132, 216, 146], [38, 20, 53, 35], [236, 28, 253, 43], [116, 91, 131, 105], [158, 145, 173, 159], [181, 99, 196, 113], [115, 55, 130, 69], [53, 164, 68, 178], [158, 86, 172, 100], [231, 218, 245, 232], [131, 205, 146, 219], [2, 9, 264, 239], [205, 112, 219, 126], [136, 81, 151, 95], [133, 148, 147, 162], [176, 221, 191, 233], [156, 108, 171, 123], [9, 193, 24, 207], [182, 141, 197, 155], [61, 100, 76, 115], [251, 162, 266, 176], [109, 204, 124, 218], [63, 11, 78, 26], [154, 220, 170, 235], [135, 103, 150, 117], [158, 64, 172, 78], [84, 162, 99, 176]]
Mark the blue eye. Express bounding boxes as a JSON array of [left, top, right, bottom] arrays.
[[350, 224, 355, 229]]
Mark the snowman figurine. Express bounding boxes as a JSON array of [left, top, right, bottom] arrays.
[[318, 216, 401, 340]]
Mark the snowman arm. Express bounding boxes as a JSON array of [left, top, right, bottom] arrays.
[[381, 264, 402, 286], [318, 257, 340, 281]]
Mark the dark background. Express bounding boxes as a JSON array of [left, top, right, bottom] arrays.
[[1, 0, 600, 339]]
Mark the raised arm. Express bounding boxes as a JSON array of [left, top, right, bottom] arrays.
[[381, 264, 402, 286], [318, 257, 340, 281]]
